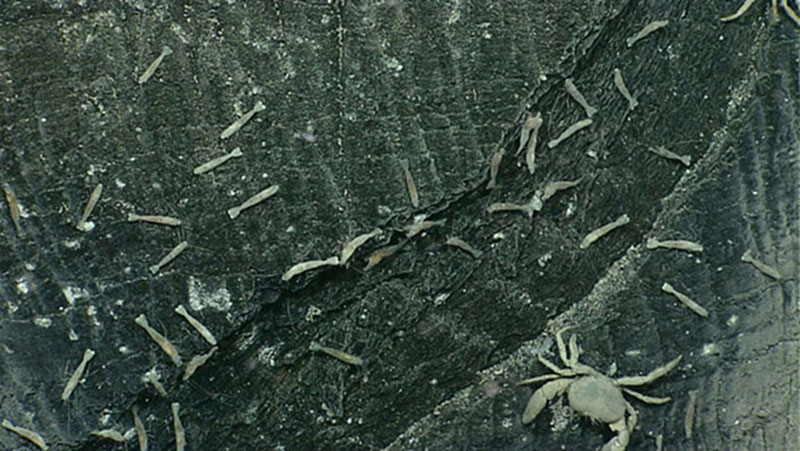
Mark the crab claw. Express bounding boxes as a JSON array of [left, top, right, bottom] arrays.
[[522, 379, 572, 424]]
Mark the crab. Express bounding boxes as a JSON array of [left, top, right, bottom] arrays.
[[519, 328, 682, 451]]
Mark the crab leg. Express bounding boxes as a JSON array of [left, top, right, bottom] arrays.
[[567, 333, 580, 367], [573, 361, 604, 377], [551, 328, 602, 376], [555, 326, 573, 366], [517, 373, 561, 385], [537, 354, 574, 377], [616, 355, 682, 386], [719, 0, 758, 21], [625, 401, 638, 437], [782, 0, 800, 26], [622, 387, 671, 404]]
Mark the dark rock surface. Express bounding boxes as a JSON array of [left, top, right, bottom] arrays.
[[1, 1, 797, 449]]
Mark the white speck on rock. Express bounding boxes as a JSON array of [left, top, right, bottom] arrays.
[[87, 305, 101, 327], [305, 305, 322, 322], [256, 344, 278, 366], [123, 428, 137, 441], [33, 316, 52, 328], [383, 56, 403, 71], [702, 343, 720, 356], [64, 239, 81, 249], [15, 277, 30, 295], [548, 397, 570, 432], [537, 252, 552, 268], [76, 221, 95, 232], [62, 286, 90, 305], [98, 411, 112, 426], [188, 276, 232, 312]]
